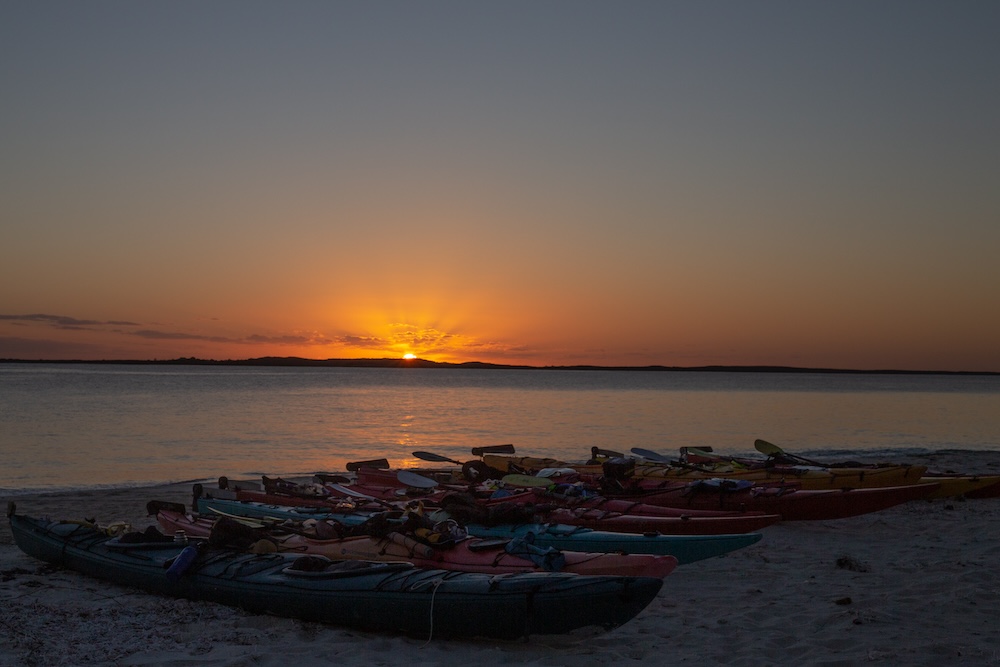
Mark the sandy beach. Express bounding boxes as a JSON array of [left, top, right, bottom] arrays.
[[3, 451, 1000, 666]]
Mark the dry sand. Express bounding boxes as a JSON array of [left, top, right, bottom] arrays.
[[3, 451, 1000, 666]]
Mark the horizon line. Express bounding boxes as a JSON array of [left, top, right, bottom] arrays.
[[1, 356, 998, 376]]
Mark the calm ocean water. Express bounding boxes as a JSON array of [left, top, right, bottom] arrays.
[[2, 363, 999, 494]]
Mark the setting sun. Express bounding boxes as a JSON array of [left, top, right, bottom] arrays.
[[402, 353, 417, 360]]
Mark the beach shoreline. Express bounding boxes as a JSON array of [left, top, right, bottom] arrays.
[[3, 455, 1000, 666]]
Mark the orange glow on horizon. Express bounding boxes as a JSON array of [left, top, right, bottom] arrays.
[[2, 307, 1000, 372]]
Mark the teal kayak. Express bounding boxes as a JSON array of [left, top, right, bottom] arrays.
[[8, 509, 662, 639], [195, 495, 762, 565]]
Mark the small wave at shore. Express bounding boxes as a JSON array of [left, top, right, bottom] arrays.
[[0, 477, 214, 498], [3, 450, 1000, 497]]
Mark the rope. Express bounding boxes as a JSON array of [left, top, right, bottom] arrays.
[[411, 577, 447, 646]]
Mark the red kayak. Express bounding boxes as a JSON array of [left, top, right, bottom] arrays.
[[343, 469, 782, 520], [153, 507, 679, 578], [546, 494, 772, 519], [237, 480, 542, 509], [233, 477, 781, 530], [612, 479, 941, 521]]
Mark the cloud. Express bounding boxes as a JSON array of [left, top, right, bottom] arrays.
[[0, 336, 106, 359], [387, 324, 456, 347], [131, 329, 238, 343], [334, 335, 389, 348], [134, 329, 338, 347], [246, 333, 335, 346], [0, 312, 529, 359], [1, 313, 342, 349], [0, 314, 140, 328], [381, 323, 525, 357]]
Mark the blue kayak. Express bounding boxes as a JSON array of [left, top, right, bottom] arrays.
[[195, 495, 762, 565], [9, 509, 662, 640]]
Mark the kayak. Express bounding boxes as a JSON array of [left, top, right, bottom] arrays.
[[623, 480, 941, 521], [695, 441, 1000, 500], [8, 508, 663, 639], [428, 518, 763, 565], [193, 494, 764, 564], [526, 506, 781, 534], [964, 478, 1000, 499], [483, 453, 929, 490], [920, 474, 1000, 499], [238, 484, 778, 520], [255, 480, 541, 508], [338, 465, 932, 522], [230, 483, 780, 535], [154, 507, 679, 578]]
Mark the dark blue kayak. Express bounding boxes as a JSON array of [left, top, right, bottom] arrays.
[[194, 495, 763, 565], [8, 509, 662, 640]]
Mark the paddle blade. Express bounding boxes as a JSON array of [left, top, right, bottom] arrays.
[[411, 451, 461, 464], [470, 443, 516, 456], [754, 439, 821, 466], [328, 483, 376, 499], [397, 470, 439, 489], [630, 447, 671, 463], [345, 458, 391, 472], [754, 439, 784, 456]]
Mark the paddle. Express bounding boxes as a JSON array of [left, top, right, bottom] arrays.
[[681, 446, 717, 458], [202, 506, 282, 528], [753, 439, 785, 457], [630, 447, 672, 463], [470, 443, 516, 457], [412, 451, 462, 465], [327, 483, 397, 509], [618, 449, 724, 475], [754, 439, 823, 466], [413, 444, 515, 464], [345, 458, 390, 472]]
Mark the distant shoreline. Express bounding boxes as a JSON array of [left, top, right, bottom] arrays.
[[1, 356, 997, 376]]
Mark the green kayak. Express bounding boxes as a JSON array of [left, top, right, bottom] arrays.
[[8, 507, 662, 640]]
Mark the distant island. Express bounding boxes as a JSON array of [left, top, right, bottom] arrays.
[[1, 356, 997, 376]]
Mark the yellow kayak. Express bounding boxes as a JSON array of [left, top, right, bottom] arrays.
[[482, 454, 928, 490], [920, 474, 1000, 499]]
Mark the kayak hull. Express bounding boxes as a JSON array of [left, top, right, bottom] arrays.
[[920, 475, 1000, 499], [543, 507, 781, 534], [619, 482, 940, 521], [10, 512, 662, 639]]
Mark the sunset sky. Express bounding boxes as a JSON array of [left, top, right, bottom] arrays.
[[2, 2, 999, 371]]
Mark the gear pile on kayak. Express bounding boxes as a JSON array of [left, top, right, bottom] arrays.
[[9, 440, 997, 640]]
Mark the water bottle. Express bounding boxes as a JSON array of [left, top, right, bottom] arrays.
[[165, 545, 198, 581]]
